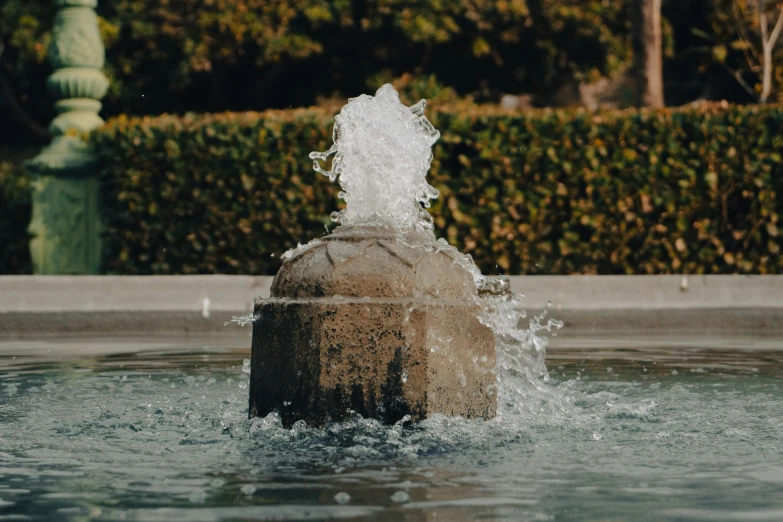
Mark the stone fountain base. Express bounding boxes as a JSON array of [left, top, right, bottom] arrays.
[[250, 298, 496, 426], [249, 226, 497, 427]]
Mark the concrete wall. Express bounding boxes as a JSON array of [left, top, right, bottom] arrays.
[[1, 275, 782, 339]]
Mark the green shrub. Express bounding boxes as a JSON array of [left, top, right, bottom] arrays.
[[93, 102, 783, 275], [94, 109, 339, 275], [0, 159, 33, 274], [429, 103, 783, 274], [1, 0, 632, 128]]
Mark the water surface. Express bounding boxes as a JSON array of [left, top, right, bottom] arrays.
[[1, 338, 782, 521]]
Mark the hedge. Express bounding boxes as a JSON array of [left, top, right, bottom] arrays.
[[0, 159, 32, 274], [91, 102, 783, 276], [94, 108, 340, 274], [2, 103, 782, 275]]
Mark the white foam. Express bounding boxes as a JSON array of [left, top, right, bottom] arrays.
[[310, 84, 441, 231]]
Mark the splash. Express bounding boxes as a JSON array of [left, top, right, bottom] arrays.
[[427, 238, 566, 415], [310, 84, 441, 231], [225, 313, 261, 327]]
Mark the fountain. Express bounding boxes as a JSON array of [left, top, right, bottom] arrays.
[[249, 85, 504, 427]]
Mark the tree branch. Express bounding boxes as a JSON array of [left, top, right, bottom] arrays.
[[768, 5, 783, 47], [733, 0, 762, 68], [759, 0, 769, 48], [725, 63, 760, 98]]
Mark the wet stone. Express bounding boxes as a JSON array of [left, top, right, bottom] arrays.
[[250, 226, 497, 427]]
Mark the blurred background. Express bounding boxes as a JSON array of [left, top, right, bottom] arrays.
[[1, 0, 782, 277], [2, 0, 779, 149]]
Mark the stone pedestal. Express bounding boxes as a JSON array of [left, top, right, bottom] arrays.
[[250, 226, 497, 426]]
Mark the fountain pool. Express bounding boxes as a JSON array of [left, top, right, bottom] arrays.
[[3, 85, 781, 521], [1, 336, 782, 521]]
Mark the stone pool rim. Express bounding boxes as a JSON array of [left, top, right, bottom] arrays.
[[1, 274, 782, 339]]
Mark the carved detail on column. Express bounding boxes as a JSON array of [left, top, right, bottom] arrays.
[[29, 176, 101, 274], [49, 24, 105, 69]]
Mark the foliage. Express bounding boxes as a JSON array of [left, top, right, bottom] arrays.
[[1, 0, 632, 137], [0, 158, 32, 274], [429, 102, 783, 274], [369, 73, 464, 107], [90, 102, 783, 276], [695, 0, 783, 102], [93, 109, 339, 274]]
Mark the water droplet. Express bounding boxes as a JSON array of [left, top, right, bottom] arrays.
[[390, 491, 411, 503], [334, 492, 351, 504]]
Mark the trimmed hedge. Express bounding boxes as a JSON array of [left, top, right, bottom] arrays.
[[0, 159, 32, 274], [93, 102, 783, 275], [2, 103, 780, 275], [95, 108, 340, 274], [431, 103, 783, 274]]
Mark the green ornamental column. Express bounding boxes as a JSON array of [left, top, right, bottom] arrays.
[[25, 0, 109, 274]]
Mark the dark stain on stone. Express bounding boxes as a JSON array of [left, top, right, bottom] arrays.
[[321, 384, 350, 422], [326, 343, 342, 358], [380, 347, 411, 424], [350, 382, 368, 417]]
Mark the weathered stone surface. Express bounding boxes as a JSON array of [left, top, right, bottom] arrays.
[[250, 225, 497, 426], [272, 226, 476, 300], [250, 298, 496, 427], [28, 173, 102, 275]]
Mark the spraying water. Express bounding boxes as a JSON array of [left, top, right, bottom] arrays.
[[309, 84, 441, 231]]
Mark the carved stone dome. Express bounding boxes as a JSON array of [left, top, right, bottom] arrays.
[[271, 226, 478, 300]]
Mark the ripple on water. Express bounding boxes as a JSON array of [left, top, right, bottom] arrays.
[[0, 344, 782, 521]]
